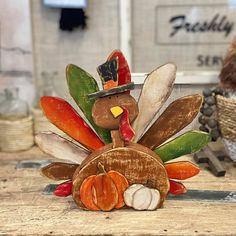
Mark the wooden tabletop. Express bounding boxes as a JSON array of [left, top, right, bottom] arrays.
[[0, 147, 236, 236]]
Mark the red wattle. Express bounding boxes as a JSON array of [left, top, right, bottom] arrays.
[[119, 107, 135, 142]]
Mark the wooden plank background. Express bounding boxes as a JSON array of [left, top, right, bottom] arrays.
[[0, 146, 236, 235], [0, 0, 34, 106], [31, 0, 120, 100]]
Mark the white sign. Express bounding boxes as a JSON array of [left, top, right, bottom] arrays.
[[155, 4, 236, 44]]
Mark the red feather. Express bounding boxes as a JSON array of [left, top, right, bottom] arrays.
[[54, 180, 72, 197], [169, 180, 187, 195]]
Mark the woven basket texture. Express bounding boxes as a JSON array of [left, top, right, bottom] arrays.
[[216, 95, 236, 161], [216, 95, 236, 142], [0, 116, 34, 152]]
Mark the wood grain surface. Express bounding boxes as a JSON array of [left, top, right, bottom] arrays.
[[0, 146, 236, 236]]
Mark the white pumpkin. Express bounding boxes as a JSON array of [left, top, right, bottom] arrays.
[[124, 184, 143, 207], [148, 189, 161, 210], [123, 184, 161, 210]]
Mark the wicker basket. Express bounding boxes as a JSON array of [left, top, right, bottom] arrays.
[[32, 107, 66, 137], [0, 116, 34, 152], [216, 95, 236, 161]]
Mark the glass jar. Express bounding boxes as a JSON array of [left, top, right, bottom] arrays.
[[0, 88, 29, 120], [34, 71, 58, 108]]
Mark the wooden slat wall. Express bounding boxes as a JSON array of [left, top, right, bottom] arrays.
[[31, 0, 120, 101], [0, 0, 218, 117], [0, 0, 34, 106]]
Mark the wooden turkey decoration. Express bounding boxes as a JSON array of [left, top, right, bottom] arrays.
[[36, 50, 211, 211]]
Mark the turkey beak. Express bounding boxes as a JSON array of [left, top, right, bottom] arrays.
[[110, 106, 124, 118]]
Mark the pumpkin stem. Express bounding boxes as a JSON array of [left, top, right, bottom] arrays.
[[97, 162, 107, 174]]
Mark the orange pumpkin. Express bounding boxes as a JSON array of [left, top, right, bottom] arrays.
[[79, 175, 100, 211], [79, 163, 129, 211]]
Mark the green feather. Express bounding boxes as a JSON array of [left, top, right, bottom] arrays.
[[154, 130, 211, 162], [66, 64, 111, 144]]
